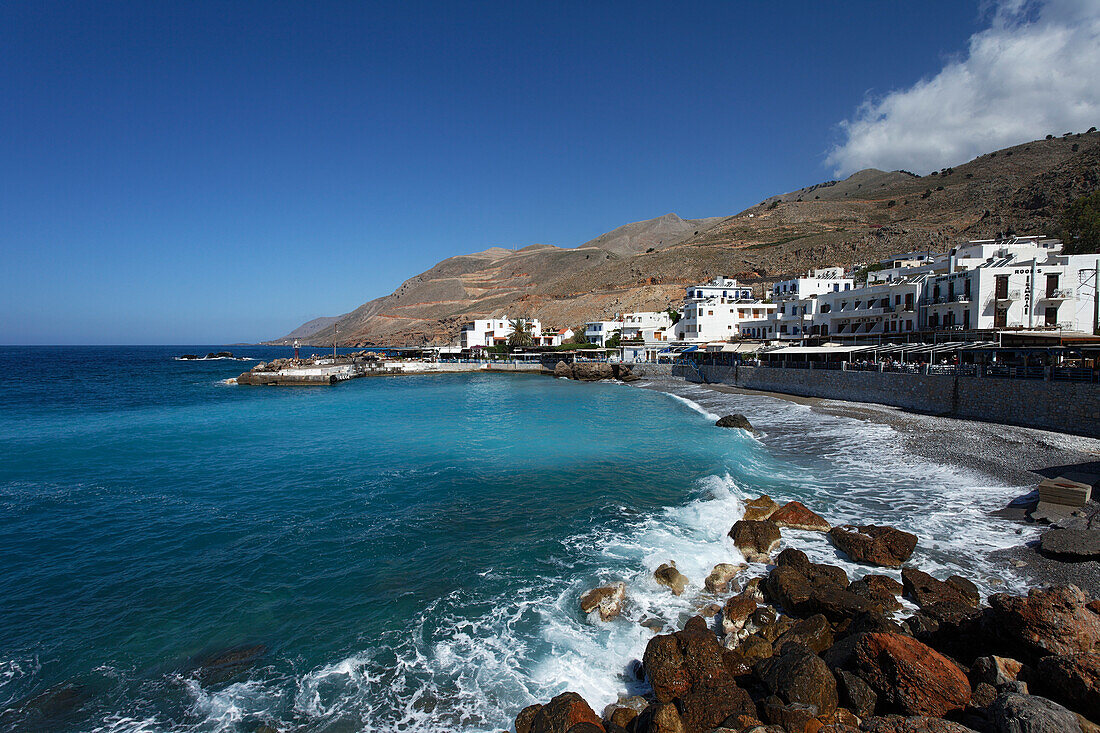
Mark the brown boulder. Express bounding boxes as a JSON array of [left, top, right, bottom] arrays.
[[849, 577, 903, 612], [633, 703, 686, 733], [654, 562, 690, 596], [705, 562, 746, 594], [989, 585, 1100, 661], [738, 635, 774, 665], [761, 697, 820, 731], [642, 616, 726, 703], [744, 495, 780, 522], [531, 692, 604, 733], [764, 566, 875, 622], [517, 704, 543, 733], [828, 525, 917, 567], [715, 413, 755, 432], [580, 582, 626, 621], [777, 549, 849, 587], [852, 633, 971, 717], [721, 593, 759, 637], [677, 676, 756, 733], [603, 696, 647, 729], [729, 520, 782, 563], [770, 501, 831, 532], [774, 614, 835, 654], [1037, 651, 1100, 721], [554, 361, 573, 378], [643, 634, 693, 702], [968, 655, 1024, 688], [756, 643, 838, 717], [572, 363, 614, 381], [900, 568, 980, 624]]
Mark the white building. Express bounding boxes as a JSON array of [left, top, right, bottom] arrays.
[[742, 268, 855, 340], [531, 327, 573, 347], [457, 317, 544, 348], [620, 311, 673, 342], [818, 236, 1097, 337], [818, 276, 925, 337], [584, 320, 622, 347], [924, 248, 1098, 332], [673, 277, 774, 342]]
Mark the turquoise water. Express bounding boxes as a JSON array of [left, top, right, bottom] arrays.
[[0, 347, 1032, 732]]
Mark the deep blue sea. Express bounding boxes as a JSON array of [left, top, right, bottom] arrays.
[[0, 346, 1035, 732]]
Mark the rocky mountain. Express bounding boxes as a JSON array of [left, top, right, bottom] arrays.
[[272, 131, 1100, 347]]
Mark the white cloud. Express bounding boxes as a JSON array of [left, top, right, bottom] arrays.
[[825, 0, 1100, 176]]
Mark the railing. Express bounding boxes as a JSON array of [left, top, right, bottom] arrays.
[[1053, 367, 1097, 381], [684, 356, 1099, 383]]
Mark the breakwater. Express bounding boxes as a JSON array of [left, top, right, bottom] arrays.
[[680, 363, 1100, 439]]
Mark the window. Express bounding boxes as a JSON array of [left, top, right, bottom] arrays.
[[995, 275, 1008, 300]]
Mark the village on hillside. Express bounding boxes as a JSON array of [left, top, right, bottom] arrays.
[[448, 235, 1100, 376]]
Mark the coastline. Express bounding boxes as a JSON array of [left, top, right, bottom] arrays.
[[635, 374, 1100, 596]]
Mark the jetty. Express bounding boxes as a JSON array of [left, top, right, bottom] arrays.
[[234, 351, 549, 386]]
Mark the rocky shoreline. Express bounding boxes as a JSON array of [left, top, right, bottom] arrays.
[[518, 484, 1100, 733]]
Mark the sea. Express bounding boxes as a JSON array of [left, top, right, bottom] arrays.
[[0, 345, 1037, 732]]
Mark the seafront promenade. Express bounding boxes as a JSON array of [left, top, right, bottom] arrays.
[[674, 359, 1100, 439]]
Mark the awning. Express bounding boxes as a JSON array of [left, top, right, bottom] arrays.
[[683, 346, 699, 352], [766, 345, 875, 355]]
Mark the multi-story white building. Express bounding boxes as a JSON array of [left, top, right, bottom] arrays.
[[818, 276, 925, 337], [673, 277, 774, 342], [620, 311, 673, 342], [924, 250, 1098, 332], [742, 268, 855, 340], [584, 320, 622, 347], [819, 236, 1097, 337], [457, 317, 544, 348], [532, 327, 573, 347]]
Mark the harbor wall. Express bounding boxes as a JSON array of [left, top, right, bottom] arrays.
[[683, 364, 1100, 439]]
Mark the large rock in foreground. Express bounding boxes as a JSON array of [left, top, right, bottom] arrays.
[[554, 361, 573, 378], [641, 616, 756, 730], [729, 520, 782, 563], [987, 692, 1084, 733], [1036, 651, 1100, 721], [529, 692, 604, 733], [829, 524, 917, 567], [852, 632, 972, 717], [989, 584, 1100, 662], [770, 501, 831, 532], [756, 642, 838, 717]]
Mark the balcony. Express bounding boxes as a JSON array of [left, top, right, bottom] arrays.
[[1038, 288, 1075, 301], [995, 290, 1022, 303]]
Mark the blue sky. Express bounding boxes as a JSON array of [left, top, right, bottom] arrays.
[[3, 1, 1097, 344]]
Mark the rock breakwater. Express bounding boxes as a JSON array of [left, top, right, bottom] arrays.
[[532, 493, 1100, 733]]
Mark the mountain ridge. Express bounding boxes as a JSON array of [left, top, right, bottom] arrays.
[[271, 131, 1100, 346]]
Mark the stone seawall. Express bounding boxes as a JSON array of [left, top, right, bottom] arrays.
[[685, 364, 1100, 439]]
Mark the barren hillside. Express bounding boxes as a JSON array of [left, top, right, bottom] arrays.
[[273, 131, 1100, 346]]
